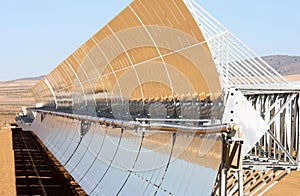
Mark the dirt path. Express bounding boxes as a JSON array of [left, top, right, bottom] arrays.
[[265, 171, 300, 196], [0, 127, 16, 196]]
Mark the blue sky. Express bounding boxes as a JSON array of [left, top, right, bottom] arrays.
[[0, 0, 299, 81]]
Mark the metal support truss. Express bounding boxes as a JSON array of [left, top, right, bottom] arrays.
[[212, 88, 300, 195], [212, 137, 243, 196], [244, 90, 300, 169]]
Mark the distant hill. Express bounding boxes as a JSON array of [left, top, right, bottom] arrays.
[[262, 55, 300, 76], [11, 75, 45, 82], [0, 75, 45, 83], [0, 76, 40, 123]]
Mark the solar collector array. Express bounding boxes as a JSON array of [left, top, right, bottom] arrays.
[[31, 0, 224, 195]]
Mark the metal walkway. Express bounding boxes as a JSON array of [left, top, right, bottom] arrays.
[[12, 128, 85, 195]]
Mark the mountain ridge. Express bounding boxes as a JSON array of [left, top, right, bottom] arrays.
[[0, 75, 45, 83], [262, 55, 300, 76]]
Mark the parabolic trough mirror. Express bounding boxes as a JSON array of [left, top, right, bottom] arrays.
[[28, 0, 275, 195]]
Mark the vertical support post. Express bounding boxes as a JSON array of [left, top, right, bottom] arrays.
[[220, 134, 232, 196], [220, 168, 227, 196], [238, 169, 243, 196], [220, 134, 227, 196], [237, 142, 243, 196], [220, 134, 244, 196]]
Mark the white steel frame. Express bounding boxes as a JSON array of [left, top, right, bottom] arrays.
[[184, 0, 287, 91]]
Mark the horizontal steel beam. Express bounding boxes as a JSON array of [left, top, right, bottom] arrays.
[[28, 109, 237, 135]]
